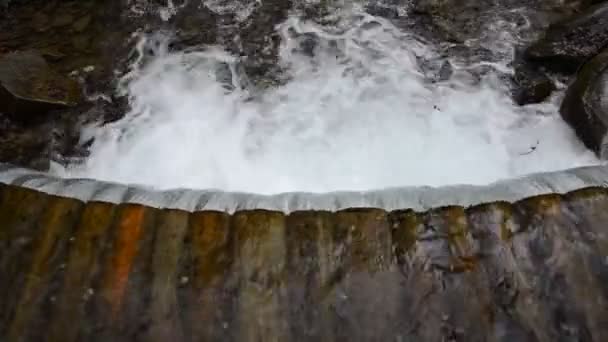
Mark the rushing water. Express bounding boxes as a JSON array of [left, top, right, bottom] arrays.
[[54, 2, 600, 195]]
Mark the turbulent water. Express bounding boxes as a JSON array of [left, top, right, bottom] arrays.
[[54, 2, 600, 195]]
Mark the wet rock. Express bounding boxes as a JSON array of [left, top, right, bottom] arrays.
[[411, 0, 493, 43], [31, 12, 50, 32], [418, 57, 454, 83], [51, 12, 74, 28], [0, 0, 226, 169], [410, 0, 589, 44], [365, 2, 400, 19], [237, 0, 293, 87], [0, 50, 81, 123], [72, 14, 91, 33], [560, 48, 608, 157], [511, 62, 555, 105], [2, 187, 608, 340], [525, 3, 608, 73], [0, 113, 51, 170], [441, 44, 501, 65], [166, 1, 218, 50]]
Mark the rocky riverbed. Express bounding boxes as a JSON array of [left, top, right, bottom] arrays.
[[1, 0, 608, 170]]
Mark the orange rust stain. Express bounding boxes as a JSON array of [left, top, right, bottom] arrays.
[[104, 205, 146, 317]]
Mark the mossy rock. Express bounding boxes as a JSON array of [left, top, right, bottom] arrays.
[[0, 50, 81, 122]]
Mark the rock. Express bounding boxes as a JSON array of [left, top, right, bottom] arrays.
[[525, 3, 608, 73], [167, 1, 218, 50], [2, 187, 608, 340], [511, 62, 556, 105], [72, 14, 91, 33], [441, 44, 500, 64], [410, 0, 589, 44], [365, 3, 400, 19], [0, 113, 51, 170], [237, 0, 293, 86], [411, 0, 493, 43], [418, 57, 454, 83], [31, 12, 50, 32], [560, 48, 608, 157], [0, 50, 81, 123], [51, 12, 74, 27]]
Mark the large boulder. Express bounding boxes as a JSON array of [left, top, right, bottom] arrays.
[[525, 3, 608, 73], [0, 50, 80, 122], [560, 48, 608, 158]]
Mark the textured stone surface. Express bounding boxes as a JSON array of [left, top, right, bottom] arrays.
[[525, 2, 608, 73], [6, 195, 84, 341], [560, 48, 608, 157], [511, 62, 556, 105], [0, 50, 80, 121], [411, 0, 589, 44], [0, 185, 608, 341]]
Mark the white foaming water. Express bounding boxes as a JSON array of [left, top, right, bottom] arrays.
[[204, 0, 259, 21], [55, 7, 600, 194]]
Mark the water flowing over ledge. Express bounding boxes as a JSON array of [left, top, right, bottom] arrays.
[[1, 164, 607, 212]]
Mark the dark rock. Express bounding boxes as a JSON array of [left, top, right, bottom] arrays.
[[167, 1, 218, 50], [511, 62, 556, 105], [72, 14, 91, 33], [437, 60, 453, 81], [525, 3, 608, 73], [411, 0, 493, 43], [441, 44, 499, 64], [0, 0, 225, 169], [0, 113, 51, 170], [365, 3, 400, 19], [0, 50, 81, 123], [51, 12, 74, 27], [560, 48, 608, 157], [410, 0, 589, 44], [238, 0, 293, 87]]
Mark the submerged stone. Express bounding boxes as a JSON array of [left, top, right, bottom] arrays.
[[0, 50, 80, 122], [560, 48, 608, 157], [511, 61, 556, 105]]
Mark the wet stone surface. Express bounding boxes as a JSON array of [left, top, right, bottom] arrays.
[[0, 50, 80, 121], [0, 186, 607, 340], [0, 0, 140, 169], [560, 48, 608, 158], [525, 2, 608, 73]]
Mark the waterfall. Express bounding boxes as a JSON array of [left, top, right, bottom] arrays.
[[46, 2, 602, 197]]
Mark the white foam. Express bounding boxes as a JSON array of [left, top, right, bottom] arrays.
[[54, 8, 601, 195], [204, 0, 259, 21]]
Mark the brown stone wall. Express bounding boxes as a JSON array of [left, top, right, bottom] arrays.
[[1, 183, 608, 341]]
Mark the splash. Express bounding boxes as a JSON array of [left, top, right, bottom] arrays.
[[55, 7, 600, 195]]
